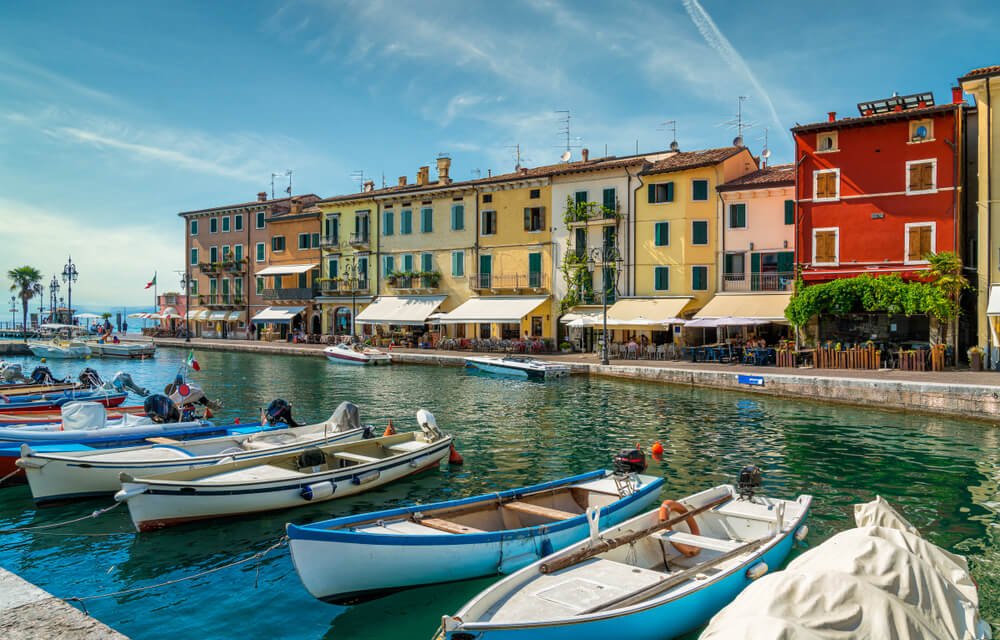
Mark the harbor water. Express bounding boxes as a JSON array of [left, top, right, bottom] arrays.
[[0, 348, 996, 638]]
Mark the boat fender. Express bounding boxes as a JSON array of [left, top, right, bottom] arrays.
[[15, 457, 46, 470], [300, 481, 336, 501], [794, 524, 809, 542], [114, 485, 148, 502], [448, 443, 464, 465], [383, 419, 396, 437], [352, 470, 380, 485], [746, 561, 768, 580], [586, 505, 601, 544], [658, 500, 701, 557], [215, 456, 236, 465]]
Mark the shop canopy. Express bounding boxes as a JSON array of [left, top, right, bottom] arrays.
[[251, 306, 306, 324], [185, 309, 208, 321], [355, 295, 446, 326], [693, 292, 792, 323], [160, 307, 182, 319], [560, 309, 605, 325], [255, 263, 318, 276], [226, 311, 245, 322], [438, 296, 548, 325], [605, 297, 692, 327], [207, 311, 230, 321], [75, 312, 102, 319], [987, 285, 1000, 315]]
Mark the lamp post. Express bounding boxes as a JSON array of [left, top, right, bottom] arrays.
[[8, 295, 15, 330], [49, 276, 60, 323], [178, 270, 193, 343], [34, 283, 44, 328], [587, 246, 623, 366], [61, 256, 78, 325], [342, 255, 358, 340]]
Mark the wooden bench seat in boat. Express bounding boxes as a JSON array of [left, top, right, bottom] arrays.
[[656, 531, 744, 553], [502, 501, 578, 521], [415, 517, 486, 534], [712, 500, 781, 523], [206, 464, 306, 483], [145, 437, 181, 444], [355, 520, 453, 536], [334, 452, 381, 465], [386, 440, 426, 454]]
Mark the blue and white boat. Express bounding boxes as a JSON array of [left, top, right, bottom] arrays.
[[287, 469, 663, 604], [440, 479, 811, 640], [464, 356, 571, 380]]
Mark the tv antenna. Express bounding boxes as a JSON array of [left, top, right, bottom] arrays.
[[270, 170, 292, 199], [471, 168, 482, 179], [658, 120, 679, 152], [719, 96, 755, 147], [555, 109, 582, 157], [506, 143, 530, 170], [350, 170, 365, 191], [759, 127, 771, 167]]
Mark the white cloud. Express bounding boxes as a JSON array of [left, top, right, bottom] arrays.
[[0, 50, 120, 107]]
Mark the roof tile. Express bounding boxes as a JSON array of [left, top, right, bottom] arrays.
[[639, 147, 748, 175], [717, 164, 795, 190]]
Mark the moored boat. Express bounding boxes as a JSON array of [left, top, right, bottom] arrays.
[[115, 410, 453, 532], [440, 470, 811, 640], [0, 405, 145, 425], [324, 342, 392, 366], [287, 469, 664, 604], [464, 356, 570, 380], [87, 341, 156, 359]]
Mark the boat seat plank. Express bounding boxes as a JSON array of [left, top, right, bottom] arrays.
[[503, 501, 578, 521], [712, 501, 780, 523], [146, 437, 180, 444], [657, 531, 743, 553], [417, 517, 485, 534], [386, 440, 425, 453], [205, 464, 305, 482], [335, 452, 381, 464], [355, 520, 448, 536]]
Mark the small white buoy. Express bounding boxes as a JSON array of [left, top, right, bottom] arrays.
[[794, 525, 809, 542], [746, 562, 768, 580]]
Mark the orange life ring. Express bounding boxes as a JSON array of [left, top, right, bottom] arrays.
[[658, 500, 701, 557]]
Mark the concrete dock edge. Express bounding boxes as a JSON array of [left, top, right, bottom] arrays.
[[0, 568, 129, 639]]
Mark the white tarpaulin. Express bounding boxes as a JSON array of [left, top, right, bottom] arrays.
[[437, 296, 548, 324], [255, 263, 318, 276], [355, 296, 446, 325], [251, 306, 305, 324], [700, 496, 991, 640]]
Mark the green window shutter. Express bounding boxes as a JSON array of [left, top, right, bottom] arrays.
[[479, 254, 492, 274], [777, 251, 794, 274], [421, 253, 432, 272], [603, 188, 616, 210], [235, 245, 243, 261], [692, 266, 707, 290], [190, 220, 198, 235], [421, 208, 433, 232], [312, 233, 319, 248], [692, 221, 708, 245], [784, 200, 794, 225], [384, 212, 394, 235], [665, 182, 674, 202], [575, 191, 588, 204], [647, 183, 656, 203], [528, 252, 542, 274], [452, 252, 464, 276], [403, 254, 413, 272], [692, 180, 708, 201], [654, 266, 669, 291], [523, 208, 532, 230], [452, 205, 464, 230], [729, 204, 747, 228], [654, 222, 668, 246]]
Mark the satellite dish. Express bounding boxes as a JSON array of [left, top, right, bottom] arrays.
[[669, 141, 680, 151], [761, 148, 771, 159], [560, 150, 571, 162], [733, 136, 744, 147]]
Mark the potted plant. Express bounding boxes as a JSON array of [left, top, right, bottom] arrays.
[[968, 346, 984, 372], [559, 341, 573, 354]]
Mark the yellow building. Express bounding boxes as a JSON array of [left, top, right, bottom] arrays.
[[314, 190, 377, 336]]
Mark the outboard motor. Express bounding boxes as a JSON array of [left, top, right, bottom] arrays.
[[612, 445, 647, 474], [78, 367, 104, 389], [737, 465, 763, 500], [111, 372, 149, 397], [264, 399, 299, 427], [329, 401, 360, 433], [0, 363, 24, 382], [30, 366, 63, 385], [143, 394, 181, 424]]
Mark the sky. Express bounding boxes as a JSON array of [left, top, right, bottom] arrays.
[[1, 0, 997, 308]]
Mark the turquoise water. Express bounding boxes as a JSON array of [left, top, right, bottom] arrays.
[[0, 348, 996, 639]]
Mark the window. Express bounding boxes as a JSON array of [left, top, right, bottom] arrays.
[[210, 217, 218, 233], [221, 216, 230, 232], [602, 188, 616, 211], [209, 246, 218, 263], [400, 209, 413, 234], [221, 245, 230, 260], [420, 207, 433, 233], [482, 194, 492, 203], [357, 257, 368, 284], [383, 255, 395, 277], [234, 214, 243, 231], [190, 247, 198, 265], [909, 119, 933, 143], [654, 266, 670, 291], [421, 253, 433, 273], [905, 223, 935, 264], [691, 220, 709, 245], [813, 169, 840, 201], [451, 204, 464, 230], [255, 242, 265, 262], [530, 189, 541, 199], [271, 236, 285, 252], [481, 210, 497, 235], [574, 191, 588, 204], [190, 280, 198, 295], [382, 211, 394, 236], [402, 254, 414, 272], [256, 277, 264, 295], [298, 233, 310, 250], [233, 244, 243, 262], [524, 207, 545, 232], [324, 216, 339, 243], [256, 211, 265, 229], [234, 277, 243, 297], [528, 252, 542, 288], [784, 200, 794, 225], [906, 159, 936, 194], [728, 203, 747, 228], [190, 220, 198, 235], [692, 265, 708, 291], [647, 182, 674, 203], [311, 232, 320, 248], [812, 228, 839, 265], [452, 250, 465, 277], [654, 222, 670, 246], [816, 131, 839, 152], [691, 180, 708, 201], [724, 252, 746, 277], [328, 258, 339, 279]]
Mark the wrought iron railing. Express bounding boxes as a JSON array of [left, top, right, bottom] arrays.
[[722, 271, 794, 292]]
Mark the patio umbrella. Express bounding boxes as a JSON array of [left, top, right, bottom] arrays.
[[75, 312, 102, 319]]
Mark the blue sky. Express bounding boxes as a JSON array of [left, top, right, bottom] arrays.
[[2, 0, 997, 307]]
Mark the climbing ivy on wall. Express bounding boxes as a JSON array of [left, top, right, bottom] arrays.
[[785, 274, 955, 327]]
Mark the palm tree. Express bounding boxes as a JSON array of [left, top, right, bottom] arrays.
[[7, 266, 43, 342], [920, 251, 970, 350]]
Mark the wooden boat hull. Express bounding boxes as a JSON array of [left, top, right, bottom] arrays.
[[0, 391, 127, 412], [287, 471, 664, 604]]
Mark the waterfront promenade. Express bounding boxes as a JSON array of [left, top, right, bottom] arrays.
[[0, 568, 128, 639], [148, 337, 1000, 422]]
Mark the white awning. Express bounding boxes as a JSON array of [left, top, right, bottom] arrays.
[[356, 296, 446, 326], [438, 296, 549, 324], [605, 297, 693, 327], [227, 311, 245, 322], [987, 285, 1000, 316], [255, 263, 318, 276], [186, 309, 208, 321], [560, 309, 605, 324], [252, 306, 306, 323], [693, 292, 792, 322], [159, 307, 182, 320], [128, 312, 152, 319], [207, 311, 229, 321]]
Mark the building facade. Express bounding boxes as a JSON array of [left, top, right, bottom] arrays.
[[315, 192, 377, 336]]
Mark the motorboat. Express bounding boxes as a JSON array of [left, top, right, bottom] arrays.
[[115, 409, 453, 532], [0, 405, 145, 425], [464, 355, 571, 380], [440, 470, 811, 640], [87, 340, 156, 359], [0, 389, 128, 412], [287, 469, 664, 604], [18, 401, 370, 505], [324, 342, 391, 366], [27, 324, 93, 359]]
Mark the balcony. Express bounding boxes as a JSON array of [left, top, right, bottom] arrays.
[[262, 287, 318, 301], [320, 235, 340, 249], [722, 271, 794, 292], [318, 279, 370, 296], [386, 272, 440, 291], [197, 258, 247, 274], [564, 202, 620, 228], [199, 294, 245, 308], [349, 232, 370, 248], [470, 272, 549, 291]]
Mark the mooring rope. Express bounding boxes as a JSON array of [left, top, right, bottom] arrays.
[[0, 501, 122, 534], [0, 467, 23, 485], [64, 537, 289, 615]]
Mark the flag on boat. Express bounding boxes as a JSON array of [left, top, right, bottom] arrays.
[[144, 273, 157, 289], [186, 350, 201, 372]]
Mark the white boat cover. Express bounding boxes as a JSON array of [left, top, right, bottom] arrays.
[[437, 296, 548, 324], [693, 292, 792, 322], [251, 306, 306, 323], [356, 296, 446, 325], [255, 263, 318, 276], [61, 402, 106, 431], [700, 496, 991, 640]]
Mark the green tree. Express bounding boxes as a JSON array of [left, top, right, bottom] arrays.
[[7, 266, 43, 342], [920, 251, 970, 348]]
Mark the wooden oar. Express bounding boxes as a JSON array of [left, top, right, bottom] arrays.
[[540, 495, 731, 574], [578, 535, 772, 614]]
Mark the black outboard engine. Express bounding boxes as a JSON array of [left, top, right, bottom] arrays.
[[612, 445, 647, 474], [143, 394, 181, 424], [264, 399, 299, 427], [737, 465, 763, 500], [79, 367, 104, 389], [30, 366, 63, 385], [112, 372, 149, 397]]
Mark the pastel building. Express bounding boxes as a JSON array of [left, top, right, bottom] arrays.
[[314, 191, 377, 336]]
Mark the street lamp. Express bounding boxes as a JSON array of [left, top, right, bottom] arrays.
[[34, 283, 44, 328], [8, 295, 15, 330], [49, 276, 60, 323], [61, 256, 79, 325], [587, 246, 623, 366], [342, 255, 358, 340], [178, 270, 194, 343]]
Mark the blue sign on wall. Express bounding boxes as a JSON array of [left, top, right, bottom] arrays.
[[738, 375, 765, 387]]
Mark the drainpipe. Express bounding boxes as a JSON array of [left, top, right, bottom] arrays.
[[246, 207, 251, 340], [793, 150, 808, 350], [988, 79, 994, 367], [625, 167, 634, 297], [632, 171, 645, 297]]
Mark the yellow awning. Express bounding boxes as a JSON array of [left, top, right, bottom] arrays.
[[606, 297, 693, 326], [693, 293, 792, 322]]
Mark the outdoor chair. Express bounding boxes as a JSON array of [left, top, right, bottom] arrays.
[[626, 343, 639, 359]]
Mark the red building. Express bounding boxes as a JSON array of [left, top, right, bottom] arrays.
[[793, 89, 967, 283]]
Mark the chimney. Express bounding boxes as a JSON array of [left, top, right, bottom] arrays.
[[952, 86, 963, 104], [827, 111, 836, 122], [581, 148, 589, 162], [290, 196, 302, 214], [363, 180, 375, 192], [398, 175, 408, 187], [417, 166, 429, 186], [436, 157, 452, 184], [257, 191, 268, 202]]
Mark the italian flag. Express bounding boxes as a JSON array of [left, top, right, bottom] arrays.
[[186, 350, 201, 372], [144, 273, 157, 289]]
